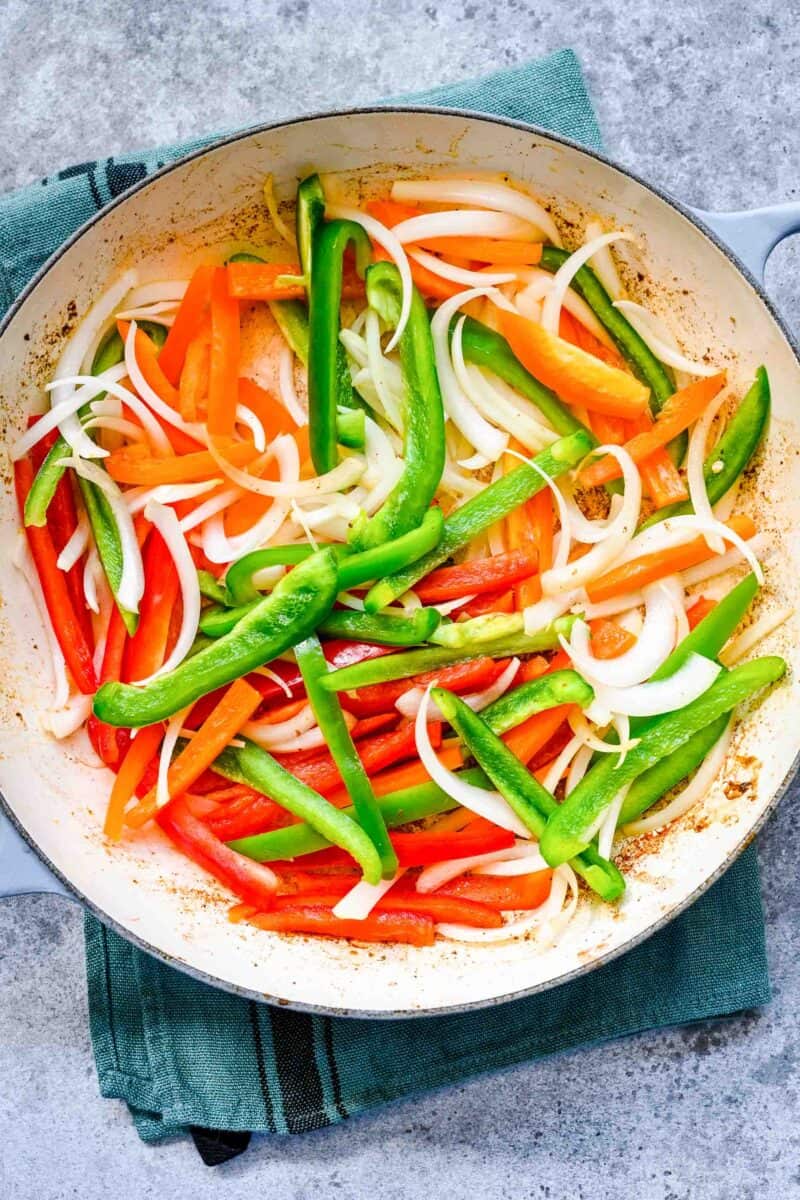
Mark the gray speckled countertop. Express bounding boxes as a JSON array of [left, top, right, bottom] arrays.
[[1, 2, 799, 1197]]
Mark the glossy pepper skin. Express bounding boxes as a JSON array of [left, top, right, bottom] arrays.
[[307, 219, 372, 473], [432, 688, 625, 901], [294, 634, 398, 878], [318, 607, 441, 646], [638, 368, 771, 530], [365, 429, 593, 611], [214, 737, 383, 884], [620, 714, 730, 827], [93, 547, 339, 726], [349, 262, 446, 550], [540, 656, 787, 866], [481, 669, 595, 735]]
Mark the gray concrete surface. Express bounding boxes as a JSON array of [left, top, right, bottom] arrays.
[[1, 1, 799, 1196]]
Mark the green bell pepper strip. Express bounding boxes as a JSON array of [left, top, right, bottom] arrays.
[[336, 406, 365, 449], [432, 688, 625, 901], [618, 714, 730, 827], [539, 655, 787, 866], [199, 601, 258, 638], [647, 572, 758, 686], [538, 247, 675, 411], [296, 172, 326, 282], [78, 477, 138, 635], [428, 611, 526, 648], [307, 219, 372, 474], [348, 262, 446, 550], [213, 737, 383, 884], [459, 316, 590, 438], [481, 670, 596, 735], [337, 508, 444, 591], [93, 547, 339, 726], [225, 770, 490, 862], [225, 544, 317, 605], [638, 368, 771, 529], [197, 570, 229, 606], [294, 634, 397, 878], [318, 606, 441, 646], [320, 616, 576, 692], [365, 429, 593, 611]]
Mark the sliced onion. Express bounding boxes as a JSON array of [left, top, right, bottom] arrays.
[[562, 485, 624, 544], [622, 718, 733, 836], [580, 590, 646, 620], [565, 584, 677, 689], [125, 321, 207, 443], [364, 308, 403, 430], [514, 267, 613, 347], [13, 362, 129, 460], [115, 301, 178, 324], [408, 247, 515, 287], [332, 870, 405, 921], [612, 301, 719, 377], [431, 291, 509, 460], [133, 500, 201, 681], [82, 548, 102, 613], [40, 693, 94, 740], [437, 863, 577, 944], [13, 532, 70, 710], [687, 385, 731, 552], [250, 665, 293, 697], [473, 843, 550, 876], [357, 416, 404, 516], [50, 270, 137, 457], [236, 404, 267, 451], [57, 456, 144, 612], [242, 704, 316, 749], [595, 652, 720, 718], [523, 592, 579, 638], [200, 445, 295, 564], [179, 486, 240, 534], [392, 209, 542, 246], [540, 733, 585, 794], [82, 415, 146, 443], [52, 373, 174, 456], [263, 173, 295, 246], [56, 509, 90, 571], [126, 479, 221, 515], [207, 434, 363, 499], [541, 446, 641, 595], [121, 280, 188, 308], [584, 220, 625, 300], [277, 346, 307, 426], [431, 594, 476, 617], [568, 709, 640, 757], [719, 605, 794, 667], [416, 841, 541, 893], [661, 576, 690, 644], [541, 232, 635, 334], [156, 705, 192, 808], [398, 658, 520, 721], [596, 785, 630, 859], [565, 742, 594, 795], [414, 686, 531, 837], [326, 202, 412, 350], [391, 178, 561, 244]]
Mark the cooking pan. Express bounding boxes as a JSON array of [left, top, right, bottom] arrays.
[[1, 107, 799, 1016]]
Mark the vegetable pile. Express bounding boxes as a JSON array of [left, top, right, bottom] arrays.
[[13, 168, 788, 949]]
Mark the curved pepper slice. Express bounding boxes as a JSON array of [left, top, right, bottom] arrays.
[[481, 669, 595, 735], [348, 261, 446, 550], [307, 219, 372, 473], [93, 547, 339, 726]]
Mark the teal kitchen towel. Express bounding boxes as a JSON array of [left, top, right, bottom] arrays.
[[0, 49, 769, 1160]]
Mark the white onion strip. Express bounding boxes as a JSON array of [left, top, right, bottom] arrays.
[[416, 842, 541, 893], [594, 653, 721, 719], [207, 434, 363, 499], [391, 179, 562, 245], [12, 362, 129, 460], [584, 220, 625, 300], [719, 605, 794, 667], [236, 404, 267, 452], [125, 321, 207, 444], [612, 301, 719, 377], [332, 871, 405, 921], [241, 704, 316, 749], [125, 480, 221, 515], [56, 510, 90, 571], [392, 209, 542, 246], [622, 718, 733, 837], [414, 685, 531, 837], [277, 347, 307, 426], [201, 434, 299, 563], [408, 247, 515, 288], [156, 705, 193, 808], [473, 844, 550, 876], [687, 386, 731, 552], [57, 456, 144, 612], [540, 733, 586, 794], [597, 785, 630, 859], [325, 203, 412, 351], [135, 501, 201, 682], [541, 232, 635, 334], [566, 584, 677, 689], [53, 373, 174, 456]]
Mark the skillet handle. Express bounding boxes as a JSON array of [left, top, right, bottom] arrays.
[[0, 811, 70, 899], [693, 202, 800, 284]]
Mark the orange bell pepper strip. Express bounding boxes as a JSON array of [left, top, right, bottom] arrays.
[[104, 438, 259, 485], [238, 375, 298, 435], [207, 267, 240, 438], [117, 320, 181, 409], [580, 372, 727, 488], [126, 678, 263, 828], [418, 236, 543, 265], [89, 604, 130, 766], [244, 904, 435, 945], [588, 410, 687, 507], [415, 550, 538, 604], [104, 722, 165, 840], [158, 265, 215, 385], [589, 618, 637, 659], [178, 325, 210, 422], [586, 512, 757, 603], [500, 309, 651, 419], [226, 261, 306, 301]]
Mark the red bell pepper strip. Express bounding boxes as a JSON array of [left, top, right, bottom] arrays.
[[456, 589, 515, 618], [244, 904, 435, 945], [425, 870, 553, 911], [14, 457, 97, 694], [390, 824, 515, 867], [273, 888, 503, 929], [123, 528, 180, 682], [156, 794, 279, 909], [415, 550, 538, 604], [158, 265, 216, 385], [90, 604, 130, 765], [339, 656, 508, 717]]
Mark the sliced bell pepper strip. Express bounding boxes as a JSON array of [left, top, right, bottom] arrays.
[[336, 407, 366, 449], [579, 372, 727, 489], [687, 596, 717, 629], [499, 310, 651, 420], [93, 547, 339, 726], [90, 604, 131, 765], [337, 508, 445, 592], [540, 656, 787, 865], [116, 320, 180, 408], [638, 367, 771, 529], [123, 528, 180, 681], [197, 569, 229, 606], [480, 669, 595, 735], [338, 656, 508, 718], [432, 688, 625, 901], [224, 543, 315, 605], [243, 904, 434, 945], [274, 888, 503, 929], [156, 794, 279, 909], [427, 871, 553, 911], [365, 430, 593, 611], [585, 513, 756, 603], [320, 617, 576, 692], [103, 722, 165, 840], [206, 267, 241, 438], [318, 607, 441, 646], [348, 261, 446, 549], [14, 457, 97, 693], [269, 297, 310, 363], [294, 634, 397, 878], [390, 825, 514, 867], [415, 550, 538, 605], [589, 618, 636, 659], [226, 261, 305, 301], [104, 438, 258, 485], [178, 327, 210, 421], [158, 265, 215, 385], [307, 219, 372, 473], [296, 172, 326, 281], [206, 736, 383, 884], [419, 236, 544, 265], [619, 713, 730, 827], [647, 572, 758, 685]]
